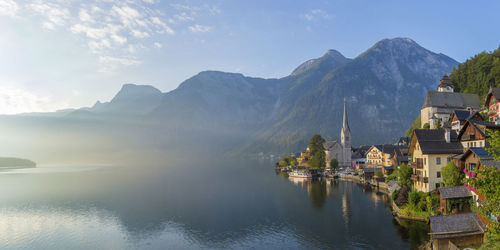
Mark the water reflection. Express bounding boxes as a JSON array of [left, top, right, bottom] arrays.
[[0, 160, 429, 249]]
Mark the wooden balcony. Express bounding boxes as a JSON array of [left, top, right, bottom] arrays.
[[411, 174, 428, 183], [461, 134, 475, 141], [411, 162, 423, 169]]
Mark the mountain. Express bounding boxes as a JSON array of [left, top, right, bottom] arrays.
[[85, 84, 163, 115], [4, 37, 461, 160], [241, 38, 459, 153]]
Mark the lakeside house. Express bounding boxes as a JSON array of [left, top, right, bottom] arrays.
[[430, 213, 486, 250], [408, 129, 463, 192], [420, 75, 480, 129]]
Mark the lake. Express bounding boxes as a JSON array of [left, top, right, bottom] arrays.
[[0, 158, 428, 249]]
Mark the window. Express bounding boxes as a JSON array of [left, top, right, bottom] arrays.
[[424, 158, 426, 165], [436, 157, 441, 165], [436, 183, 440, 189], [437, 171, 441, 178], [470, 163, 476, 172], [447, 157, 451, 163]]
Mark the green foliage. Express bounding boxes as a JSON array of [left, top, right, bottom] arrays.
[[469, 130, 500, 244], [441, 161, 463, 187], [396, 185, 410, 206], [398, 163, 413, 186], [435, 119, 442, 129], [450, 46, 500, 104], [405, 114, 421, 138], [392, 189, 400, 201], [423, 123, 430, 129], [309, 134, 326, 169], [426, 196, 434, 216], [329, 158, 339, 169], [289, 158, 298, 166], [385, 169, 398, 183], [486, 129, 500, 162], [375, 170, 383, 178], [408, 190, 420, 207]]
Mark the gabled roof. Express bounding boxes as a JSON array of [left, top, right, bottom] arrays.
[[479, 160, 500, 169], [410, 129, 462, 155], [422, 91, 480, 109], [439, 186, 472, 199], [323, 141, 341, 150], [451, 109, 474, 121], [430, 213, 486, 239], [485, 87, 500, 107], [458, 120, 500, 139]]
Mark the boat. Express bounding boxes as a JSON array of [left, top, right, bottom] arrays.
[[289, 170, 312, 178]]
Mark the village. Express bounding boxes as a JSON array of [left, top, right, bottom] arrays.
[[275, 75, 500, 250]]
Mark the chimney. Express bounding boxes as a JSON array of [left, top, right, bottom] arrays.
[[444, 128, 451, 143]]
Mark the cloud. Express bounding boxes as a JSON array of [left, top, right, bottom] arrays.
[[0, 86, 68, 114], [189, 24, 212, 33], [302, 9, 330, 21], [6, 1, 219, 71], [154, 42, 162, 48], [0, 0, 18, 17], [98, 56, 142, 72]]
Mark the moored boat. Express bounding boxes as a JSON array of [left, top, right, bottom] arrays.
[[289, 170, 312, 178]]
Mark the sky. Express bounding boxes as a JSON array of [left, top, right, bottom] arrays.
[[0, 0, 499, 114]]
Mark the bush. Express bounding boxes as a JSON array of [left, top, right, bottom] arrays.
[[375, 170, 383, 178], [396, 185, 410, 206], [392, 189, 400, 201], [408, 190, 420, 207]]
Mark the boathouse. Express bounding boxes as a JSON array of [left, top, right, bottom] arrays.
[[437, 186, 472, 214], [430, 213, 486, 250]]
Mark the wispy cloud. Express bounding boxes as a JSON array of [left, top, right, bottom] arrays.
[[154, 42, 162, 48], [8, 1, 219, 72], [0, 86, 68, 114], [302, 9, 331, 21], [0, 0, 18, 17], [189, 24, 212, 33]]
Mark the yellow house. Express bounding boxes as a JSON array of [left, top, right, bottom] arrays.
[[366, 145, 396, 168], [409, 129, 463, 192]]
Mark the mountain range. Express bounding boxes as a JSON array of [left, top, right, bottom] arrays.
[[6, 37, 460, 159]]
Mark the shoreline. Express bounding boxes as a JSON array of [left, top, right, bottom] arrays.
[[338, 174, 429, 222]]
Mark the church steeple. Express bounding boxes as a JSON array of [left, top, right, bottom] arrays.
[[341, 98, 351, 149]]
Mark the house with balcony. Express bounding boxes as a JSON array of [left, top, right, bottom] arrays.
[[457, 120, 500, 150], [409, 129, 463, 192], [365, 144, 399, 174], [485, 87, 500, 122], [449, 109, 483, 132], [458, 147, 500, 207]]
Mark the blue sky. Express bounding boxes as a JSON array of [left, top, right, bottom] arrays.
[[0, 0, 499, 114]]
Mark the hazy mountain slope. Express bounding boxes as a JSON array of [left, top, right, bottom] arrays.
[[244, 38, 459, 154], [86, 84, 163, 115]]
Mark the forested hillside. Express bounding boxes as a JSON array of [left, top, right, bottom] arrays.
[[450, 46, 500, 103]]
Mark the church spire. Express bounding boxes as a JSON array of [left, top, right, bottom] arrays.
[[342, 98, 350, 133]]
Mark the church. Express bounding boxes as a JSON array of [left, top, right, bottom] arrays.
[[323, 100, 352, 168]]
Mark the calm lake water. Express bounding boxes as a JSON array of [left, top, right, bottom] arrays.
[[0, 159, 428, 249]]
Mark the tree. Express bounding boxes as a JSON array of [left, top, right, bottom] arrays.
[[441, 161, 463, 187], [405, 114, 421, 138], [329, 158, 339, 170], [435, 119, 442, 129], [289, 158, 298, 166], [423, 123, 430, 129], [398, 163, 413, 186], [375, 170, 383, 178], [308, 134, 326, 169], [396, 185, 410, 206]]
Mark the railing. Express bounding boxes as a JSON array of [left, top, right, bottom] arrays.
[[411, 174, 428, 183], [411, 162, 423, 169], [461, 134, 475, 141]]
